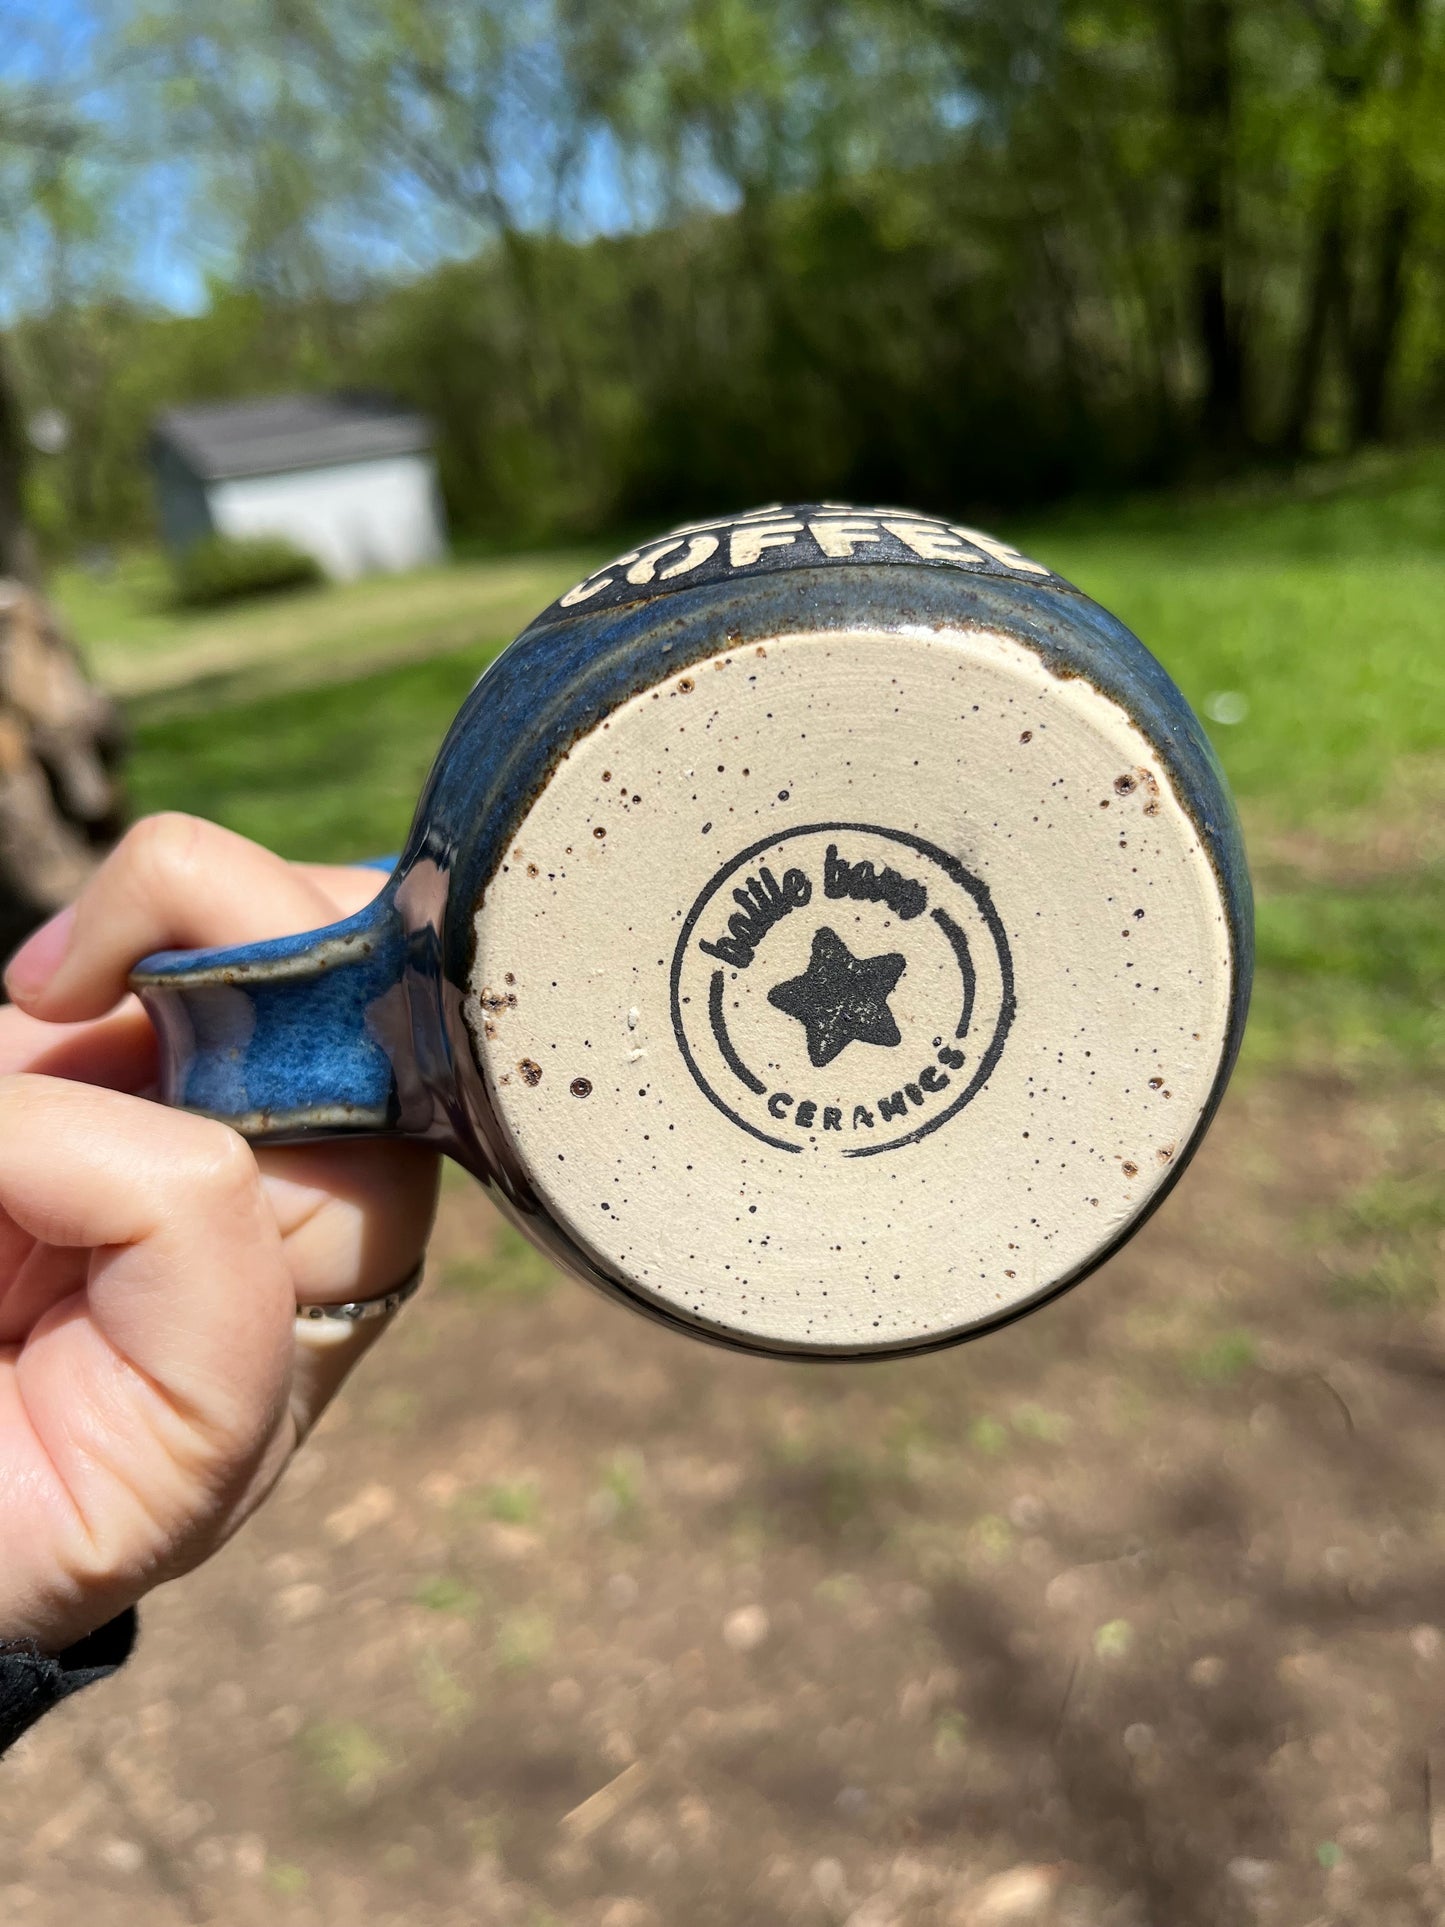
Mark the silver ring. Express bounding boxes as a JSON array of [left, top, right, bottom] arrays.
[[295, 1260, 424, 1325]]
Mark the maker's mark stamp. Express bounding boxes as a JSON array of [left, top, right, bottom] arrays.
[[670, 823, 1015, 1157]]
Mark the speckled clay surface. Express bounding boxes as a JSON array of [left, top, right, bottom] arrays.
[[466, 624, 1233, 1352], [134, 504, 1251, 1360]]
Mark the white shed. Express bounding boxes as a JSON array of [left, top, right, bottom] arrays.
[[149, 393, 446, 582]]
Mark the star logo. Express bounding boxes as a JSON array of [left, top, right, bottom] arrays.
[[672, 822, 1014, 1158], [767, 926, 906, 1069]]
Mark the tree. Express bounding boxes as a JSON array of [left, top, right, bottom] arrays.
[[0, 347, 42, 588], [1345, 0, 1428, 443], [1161, 0, 1248, 453], [11, 0, 1445, 561]]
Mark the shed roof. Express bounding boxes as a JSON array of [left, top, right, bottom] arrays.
[[152, 392, 432, 482]]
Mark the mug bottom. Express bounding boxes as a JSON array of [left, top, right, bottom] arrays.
[[462, 621, 1238, 1356]]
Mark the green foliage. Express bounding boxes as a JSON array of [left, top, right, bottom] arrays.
[[1326, 1250, 1439, 1310], [971, 1514, 1013, 1561], [415, 1648, 475, 1729], [1249, 897, 1444, 1076], [172, 532, 323, 607], [1258, 877, 1444, 998], [485, 1480, 539, 1525], [492, 1608, 552, 1673], [1185, 1331, 1260, 1385], [1093, 1618, 1135, 1660], [598, 1450, 645, 1527], [12, 0, 1445, 555], [968, 1415, 1009, 1457], [414, 1574, 483, 1618], [1335, 1174, 1445, 1240], [933, 1710, 968, 1759], [1011, 1403, 1070, 1444], [815, 1572, 864, 1610], [265, 1862, 309, 1897], [1313, 1168, 1445, 1310], [298, 1719, 390, 1796]]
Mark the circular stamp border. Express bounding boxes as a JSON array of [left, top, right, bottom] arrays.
[[670, 821, 1017, 1159]]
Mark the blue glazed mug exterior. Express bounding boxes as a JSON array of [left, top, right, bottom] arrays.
[[132, 505, 1251, 1358]]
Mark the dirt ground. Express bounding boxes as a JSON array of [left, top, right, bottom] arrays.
[[4, 1066, 1445, 1927]]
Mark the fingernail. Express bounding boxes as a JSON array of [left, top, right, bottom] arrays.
[[4, 904, 76, 1001]]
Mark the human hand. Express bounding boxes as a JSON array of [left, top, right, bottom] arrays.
[[0, 815, 439, 1651]]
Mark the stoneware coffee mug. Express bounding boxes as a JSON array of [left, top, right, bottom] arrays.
[[132, 504, 1251, 1358]]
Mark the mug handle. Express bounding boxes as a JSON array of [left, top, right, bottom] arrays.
[[129, 856, 408, 1143]]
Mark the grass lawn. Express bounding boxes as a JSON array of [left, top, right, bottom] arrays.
[[63, 457, 1443, 1085], [53, 544, 603, 697]]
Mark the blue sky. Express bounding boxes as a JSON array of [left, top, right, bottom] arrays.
[[0, 0, 674, 320], [1, 0, 213, 314]]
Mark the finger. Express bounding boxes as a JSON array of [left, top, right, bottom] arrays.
[[0, 1076, 292, 1437], [254, 1139, 440, 1304], [296, 862, 393, 919], [254, 1138, 439, 1442], [0, 1200, 37, 1284], [0, 1237, 87, 1345], [6, 814, 342, 1022], [0, 856, 390, 1082], [0, 1000, 157, 1094], [0, 1077, 298, 1646]]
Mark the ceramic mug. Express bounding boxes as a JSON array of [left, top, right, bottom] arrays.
[[132, 504, 1251, 1358]]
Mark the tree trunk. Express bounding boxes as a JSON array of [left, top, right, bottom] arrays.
[[1280, 168, 1351, 458], [1164, 0, 1246, 454], [1349, 159, 1417, 444], [0, 344, 42, 589], [1347, 0, 1423, 445], [0, 579, 127, 962]]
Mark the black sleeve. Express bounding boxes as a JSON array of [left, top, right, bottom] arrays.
[[0, 1610, 137, 1758]]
